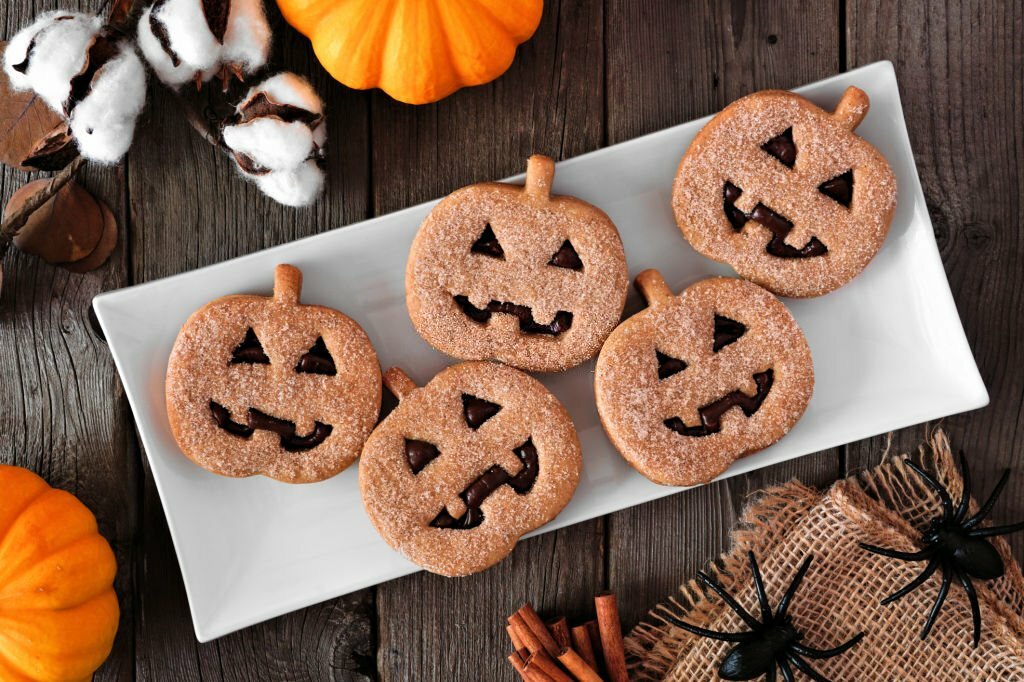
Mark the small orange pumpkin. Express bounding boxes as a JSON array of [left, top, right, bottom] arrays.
[[276, 0, 544, 104], [0, 465, 119, 682]]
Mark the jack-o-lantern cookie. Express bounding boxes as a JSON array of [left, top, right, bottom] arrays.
[[595, 270, 813, 486], [360, 361, 582, 576], [673, 86, 897, 298], [406, 155, 629, 372], [166, 264, 381, 483]]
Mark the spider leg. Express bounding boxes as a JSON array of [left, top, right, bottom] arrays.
[[786, 653, 832, 682], [953, 451, 972, 522], [662, 614, 753, 642], [964, 469, 1011, 529], [919, 564, 952, 640], [791, 632, 864, 659], [747, 551, 774, 623], [778, 658, 795, 682], [905, 459, 954, 522], [955, 569, 983, 647], [858, 542, 934, 562], [775, 555, 813, 620], [968, 521, 1024, 538], [880, 556, 941, 605], [696, 571, 762, 630]]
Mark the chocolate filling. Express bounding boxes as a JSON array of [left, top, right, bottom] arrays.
[[471, 224, 504, 259], [548, 240, 583, 271], [656, 350, 687, 380], [714, 315, 747, 352], [405, 439, 441, 474], [723, 182, 828, 259], [209, 401, 333, 451], [430, 439, 539, 530], [454, 295, 573, 336], [230, 328, 270, 364], [295, 337, 336, 375], [762, 127, 796, 167], [462, 394, 501, 429], [664, 369, 774, 438], [818, 170, 854, 207]]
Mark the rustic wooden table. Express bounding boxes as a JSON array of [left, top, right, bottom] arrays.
[[1, 1, 1020, 679]]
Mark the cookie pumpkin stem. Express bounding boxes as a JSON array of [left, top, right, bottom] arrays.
[[635, 269, 675, 308], [524, 155, 556, 200], [383, 367, 418, 401], [832, 86, 870, 130], [273, 264, 303, 305]]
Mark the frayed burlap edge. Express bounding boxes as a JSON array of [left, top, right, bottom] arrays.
[[625, 430, 1024, 681]]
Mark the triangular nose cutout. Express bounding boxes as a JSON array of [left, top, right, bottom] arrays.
[[470, 224, 504, 259]]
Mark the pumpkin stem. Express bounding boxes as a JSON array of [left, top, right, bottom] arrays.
[[383, 367, 418, 400], [524, 155, 556, 200], [635, 269, 675, 308], [273, 264, 303, 304], [832, 86, 870, 130]]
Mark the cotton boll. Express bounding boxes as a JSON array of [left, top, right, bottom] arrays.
[[3, 13, 103, 112], [255, 161, 325, 208], [136, 6, 199, 87], [220, 0, 271, 76], [69, 45, 148, 164], [223, 118, 317, 172], [151, 0, 221, 74], [250, 72, 324, 115]]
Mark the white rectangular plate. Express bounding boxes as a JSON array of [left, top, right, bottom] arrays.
[[94, 62, 987, 642]]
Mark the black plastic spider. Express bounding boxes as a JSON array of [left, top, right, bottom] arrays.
[[860, 451, 1024, 647], [665, 551, 864, 681]]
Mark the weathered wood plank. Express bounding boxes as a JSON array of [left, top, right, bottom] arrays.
[[129, 6, 377, 679], [0, 1, 134, 679], [603, 0, 844, 630], [843, 0, 1024, 562], [373, 2, 607, 680]]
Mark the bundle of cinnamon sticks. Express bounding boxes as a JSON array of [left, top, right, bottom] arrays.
[[506, 592, 629, 682]]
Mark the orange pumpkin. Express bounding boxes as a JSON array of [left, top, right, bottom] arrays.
[[0, 465, 119, 682], [276, 0, 544, 104]]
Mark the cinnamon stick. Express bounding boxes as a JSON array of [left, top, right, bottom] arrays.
[[557, 647, 603, 682], [508, 624, 524, 650], [583, 620, 605, 677], [517, 604, 562, 658], [524, 650, 573, 682], [509, 612, 545, 655], [571, 623, 600, 674], [547, 616, 571, 650], [595, 593, 629, 682], [508, 650, 529, 681]]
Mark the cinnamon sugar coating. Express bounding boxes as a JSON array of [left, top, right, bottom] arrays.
[[673, 87, 897, 297], [166, 264, 382, 483], [595, 272, 813, 486], [360, 361, 582, 577], [406, 155, 629, 372]]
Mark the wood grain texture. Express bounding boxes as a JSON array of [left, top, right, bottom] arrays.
[[373, 2, 607, 680], [842, 0, 1024, 565], [603, 0, 844, 631]]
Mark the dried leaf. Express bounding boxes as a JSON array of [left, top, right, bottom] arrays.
[[0, 42, 73, 171], [60, 196, 117, 272], [4, 180, 104, 264]]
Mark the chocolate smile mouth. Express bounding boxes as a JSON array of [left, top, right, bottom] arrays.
[[664, 369, 774, 438], [209, 401, 333, 452], [453, 295, 573, 336]]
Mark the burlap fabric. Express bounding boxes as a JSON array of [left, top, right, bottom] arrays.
[[626, 431, 1024, 680]]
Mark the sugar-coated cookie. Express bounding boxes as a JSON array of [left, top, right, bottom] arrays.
[[166, 264, 381, 483], [406, 155, 629, 372], [673, 86, 897, 298], [595, 271, 813, 486], [360, 361, 582, 576]]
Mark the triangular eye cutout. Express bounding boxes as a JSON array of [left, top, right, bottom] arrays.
[[818, 170, 854, 207], [230, 328, 270, 364], [462, 394, 501, 429], [295, 336, 337, 375], [761, 127, 796, 168], [470, 224, 504, 259], [713, 315, 747, 352], [405, 439, 440, 474], [548, 240, 583, 271], [656, 350, 687, 380]]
